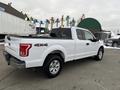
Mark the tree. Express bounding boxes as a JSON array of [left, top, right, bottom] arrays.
[[66, 15, 70, 27], [81, 14, 85, 21], [71, 18, 76, 26], [77, 14, 85, 25], [8, 2, 12, 6], [61, 15, 64, 28], [30, 17, 34, 21], [39, 20, 44, 28], [45, 19, 50, 29], [33, 19, 38, 24], [55, 18, 60, 27], [50, 17, 55, 30]]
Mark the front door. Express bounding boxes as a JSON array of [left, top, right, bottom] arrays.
[[75, 29, 98, 59], [75, 29, 90, 59], [83, 30, 98, 56]]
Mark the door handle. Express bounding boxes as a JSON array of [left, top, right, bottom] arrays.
[[86, 43, 89, 45]]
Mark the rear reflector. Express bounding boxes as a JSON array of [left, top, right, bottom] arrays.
[[20, 43, 32, 57]]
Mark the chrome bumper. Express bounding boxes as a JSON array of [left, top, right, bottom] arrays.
[[3, 51, 25, 69]]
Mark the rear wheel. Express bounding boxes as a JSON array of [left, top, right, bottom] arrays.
[[95, 48, 104, 61], [43, 55, 63, 78]]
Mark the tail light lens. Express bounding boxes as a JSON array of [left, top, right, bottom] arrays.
[[20, 43, 32, 57]]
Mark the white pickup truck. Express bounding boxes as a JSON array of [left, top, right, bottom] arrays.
[[4, 27, 104, 78]]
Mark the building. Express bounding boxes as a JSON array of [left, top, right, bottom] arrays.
[[0, 2, 26, 19]]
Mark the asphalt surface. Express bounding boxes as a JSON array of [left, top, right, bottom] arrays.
[[0, 45, 120, 90]]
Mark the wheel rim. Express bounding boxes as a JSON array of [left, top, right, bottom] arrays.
[[98, 50, 103, 59], [49, 60, 60, 75]]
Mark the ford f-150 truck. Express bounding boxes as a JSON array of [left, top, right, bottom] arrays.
[[4, 27, 104, 78]]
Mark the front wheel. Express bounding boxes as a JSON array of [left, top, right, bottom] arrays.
[[43, 55, 63, 78], [95, 48, 104, 61]]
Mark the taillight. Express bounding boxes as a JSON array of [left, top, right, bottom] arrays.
[[20, 43, 32, 57]]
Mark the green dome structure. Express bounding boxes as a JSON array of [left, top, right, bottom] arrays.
[[77, 18, 102, 34]]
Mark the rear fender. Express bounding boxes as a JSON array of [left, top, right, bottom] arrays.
[[41, 45, 67, 66]]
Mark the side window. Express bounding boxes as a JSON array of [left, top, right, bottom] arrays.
[[76, 29, 84, 40], [84, 31, 94, 40]]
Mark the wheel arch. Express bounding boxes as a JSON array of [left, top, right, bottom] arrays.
[[99, 46, 104, 53], [48, 50, 65, 61], [43, 50, 65, 66]]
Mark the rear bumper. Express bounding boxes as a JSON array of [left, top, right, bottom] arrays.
[[3, 51, 25, 69]]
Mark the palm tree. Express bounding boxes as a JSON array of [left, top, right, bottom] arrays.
[[8, 2, 12, 6], [55, 18, 60, 27], [50, 17, 54, 30], [45, 19, 50, 29], [77, 14, 85, 25], [81, 14, 85, 21], [66, 15, 70, 27], [33, 19, 38, 24], [70, 18, 76, 27], [30, 17, 34, 21], [70, 21, 72, 27], [39, 20, 44, 28], [71, 18, 76, 26], [61, 15, 64, 28]]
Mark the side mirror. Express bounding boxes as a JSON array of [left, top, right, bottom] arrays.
[[89, 39, 99, 42]]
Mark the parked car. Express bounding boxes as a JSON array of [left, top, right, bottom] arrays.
[[94, 31, 111, 44], [106, 38, 120, 47], [3, 27, 104, 78]]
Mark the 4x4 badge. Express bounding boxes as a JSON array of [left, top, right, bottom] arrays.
[[34, 43, 48, 47]]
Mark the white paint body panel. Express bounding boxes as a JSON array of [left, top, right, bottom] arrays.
[[5, 27, 104, 68]]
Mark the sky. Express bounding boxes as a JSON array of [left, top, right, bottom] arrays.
[[0, 0, 120, 31]]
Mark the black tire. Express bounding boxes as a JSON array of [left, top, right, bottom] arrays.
[[43, 55, 63, 78], [112, 42, 118, 47], [95, 48, 104, 61]]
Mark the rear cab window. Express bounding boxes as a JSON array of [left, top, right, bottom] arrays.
[[51, 28, 72, 39]]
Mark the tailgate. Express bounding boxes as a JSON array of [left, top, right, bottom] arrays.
[[5, 35, 21, 59]]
